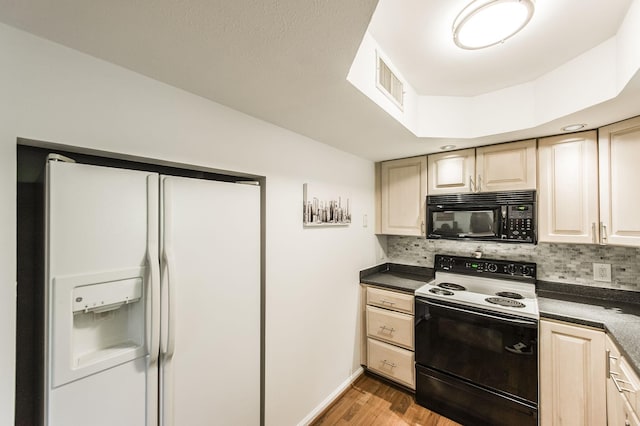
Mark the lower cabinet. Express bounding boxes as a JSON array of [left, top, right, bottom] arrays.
[[539, 319, 606, 426], [361, 285, 415, 389], [607, 335, 640, 426], [367, 339, 415, 388]]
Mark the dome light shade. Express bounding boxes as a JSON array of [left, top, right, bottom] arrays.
[[562, 124, 586, 132], [453, 0, 535, 50]]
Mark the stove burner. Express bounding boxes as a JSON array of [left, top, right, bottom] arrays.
[[429, 288, 454, 296], [495, 291, 524, 300], [485, 297, 526, 308], [437, 282, 466, 291]]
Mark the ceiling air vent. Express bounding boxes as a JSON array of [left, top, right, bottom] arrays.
[[376, 54, 404, 110]]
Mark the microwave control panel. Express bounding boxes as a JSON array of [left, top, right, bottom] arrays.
[[506, 205, 534, 241]]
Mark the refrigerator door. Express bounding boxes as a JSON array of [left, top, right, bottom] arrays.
[[160, 176, 260, 426], [46, 159, 160, 426]]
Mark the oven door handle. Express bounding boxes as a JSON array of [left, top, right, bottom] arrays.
[[419, 298, 538, 327]]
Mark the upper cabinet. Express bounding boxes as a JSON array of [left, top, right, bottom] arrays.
[[599, 116, 640, 247], [475, 140, 537, 192], [378, 156, 427, 236], [427, 140, 536, 195], [538, 117, 640, 247], [538, 131, 599, 244], [427, 149, 475, 195]]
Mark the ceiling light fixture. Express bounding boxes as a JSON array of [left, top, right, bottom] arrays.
[[561, 124, 586, 132], [440, 145, 457, 150], [453, 0, 535, 50]]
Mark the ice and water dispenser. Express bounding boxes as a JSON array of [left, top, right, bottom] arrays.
[[51, 268, 147, 387]]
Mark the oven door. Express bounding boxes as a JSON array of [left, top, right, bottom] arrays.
[[415, 297, 538, 404]]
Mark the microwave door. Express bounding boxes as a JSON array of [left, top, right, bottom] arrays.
[[430, 209, 498, 238]]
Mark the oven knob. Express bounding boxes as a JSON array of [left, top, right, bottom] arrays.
[[487, 263, 498, 273], [439, 257, 453, 270], [522, 266, 532, 276], [507, 264, 516, 274]]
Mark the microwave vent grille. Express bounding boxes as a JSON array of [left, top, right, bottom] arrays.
[[427, 190, 536, 206]]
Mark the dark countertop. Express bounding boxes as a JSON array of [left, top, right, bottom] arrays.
[[359, 263, 434, 293], [537, 281, 640, 378], [359, 264, 640, 377]]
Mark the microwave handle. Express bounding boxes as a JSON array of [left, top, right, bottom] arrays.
[[501, 206, 508, 236]]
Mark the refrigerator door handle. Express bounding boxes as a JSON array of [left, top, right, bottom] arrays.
[[147, 175, 161, 364], [162, 179, 177, 358], [162, 248, 177, 357]]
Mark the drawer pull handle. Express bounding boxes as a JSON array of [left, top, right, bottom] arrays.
[[379, 325, 395, 334], [381, 359, 397, 369], [379, 299, 396, 306], [612, 375, 636, 394]]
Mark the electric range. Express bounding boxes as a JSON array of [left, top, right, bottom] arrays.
[[415, 254, 538, 319], [414, 254, 539, 426]]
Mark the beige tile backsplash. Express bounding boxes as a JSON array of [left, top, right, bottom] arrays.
[[386, 237, 640, 292]]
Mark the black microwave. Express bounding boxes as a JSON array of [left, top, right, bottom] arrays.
[[426, 190, 536, 243]]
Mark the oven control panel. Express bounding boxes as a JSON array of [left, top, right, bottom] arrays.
[[435, 254, 536, 280]]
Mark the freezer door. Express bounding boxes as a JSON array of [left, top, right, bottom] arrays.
[[160, 176, 260, 426], [46, 160, 160, 426]]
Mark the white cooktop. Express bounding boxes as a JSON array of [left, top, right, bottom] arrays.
[[415, 271, 539, 319]]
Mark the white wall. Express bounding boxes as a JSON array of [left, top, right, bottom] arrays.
[[0, 23, 378, 426]]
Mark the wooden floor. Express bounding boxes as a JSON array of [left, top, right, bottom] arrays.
[[311, 373, 461, 426]]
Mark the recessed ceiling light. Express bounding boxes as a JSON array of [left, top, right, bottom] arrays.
[[440, 145, 457, 150], [561, 124, 586, 132], [453, 0, 535, 50]]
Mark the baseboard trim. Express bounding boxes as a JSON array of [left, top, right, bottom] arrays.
[[298, 367, 364, 426]]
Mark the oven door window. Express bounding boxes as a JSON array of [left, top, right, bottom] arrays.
[[415, 299, 537, 404], [429, 209, 498, 238]]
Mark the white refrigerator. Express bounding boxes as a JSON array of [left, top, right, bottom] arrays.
[[44, 156, 261, 425]]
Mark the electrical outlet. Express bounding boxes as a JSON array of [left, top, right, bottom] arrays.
[[593, 263, 612, 282], [363, 214, 368, 228]]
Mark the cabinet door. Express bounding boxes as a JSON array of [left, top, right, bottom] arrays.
[[599, 116, 640, 247], [538, 131, 599, 243], [380, 156, 427, 236], [540, 320, 606, 426], [475, 139, 536, 192], [427, 148, 475, 195]]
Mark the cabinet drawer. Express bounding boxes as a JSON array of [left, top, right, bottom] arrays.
[[622, 394, 640, 426], [620, 357, 640, 414], [367, 338, 415, 389], [366, 305, 413, 349], [366, 286, 414, 314]]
